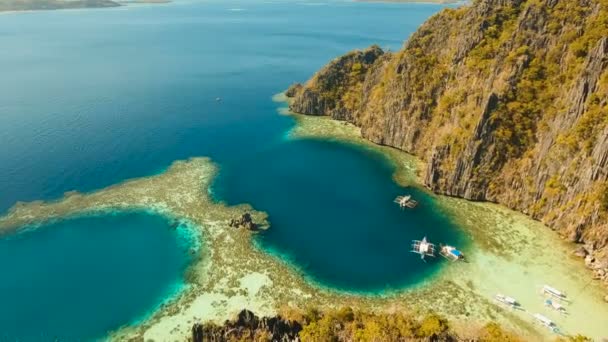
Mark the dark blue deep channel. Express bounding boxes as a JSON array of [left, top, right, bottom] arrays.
[[0, 0, 464, 339]]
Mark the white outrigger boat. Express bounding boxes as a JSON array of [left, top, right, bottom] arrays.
[[544, 299, 567, 314], [439, 244, 465, 261], [533, 313, 559, 333], [494, 294, 519, 308], [394, 195, 418, 209], [411, 236, 436, 260], [542, 285, 568, 301]]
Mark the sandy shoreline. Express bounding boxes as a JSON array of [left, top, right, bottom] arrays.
[[1, 99, 607, 340]]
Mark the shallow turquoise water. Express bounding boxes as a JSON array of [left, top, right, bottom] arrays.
[[0, 212, 193, 341], [0, 0, 463, 338]]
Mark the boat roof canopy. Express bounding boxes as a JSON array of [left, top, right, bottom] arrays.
[[450, 249, 461, 256]]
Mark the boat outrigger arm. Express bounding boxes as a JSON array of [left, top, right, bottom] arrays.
[[411, 237, 436, 260], [394, 195, 418, 209]]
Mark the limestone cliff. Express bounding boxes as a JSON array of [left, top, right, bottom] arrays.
[[191, 310, 302, 342], [287, 0, 608, 282], [189, 308, 507, 341]]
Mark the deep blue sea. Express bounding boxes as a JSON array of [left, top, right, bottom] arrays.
[[0, 0, 463, 339]]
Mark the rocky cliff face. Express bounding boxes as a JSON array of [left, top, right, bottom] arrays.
[[190, 308, 519, 341], [191, 310, 302, 342], [288, 0, 608, 282]]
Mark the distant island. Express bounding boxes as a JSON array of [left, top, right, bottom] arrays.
[[0, 0, 169, 12], [356, 0, 458, 3]]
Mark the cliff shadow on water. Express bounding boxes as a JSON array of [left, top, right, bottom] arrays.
[[213, 137, 469, 294]]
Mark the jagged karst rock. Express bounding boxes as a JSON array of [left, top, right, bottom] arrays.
[[235, 309, 259, 329], [288, 0, 608, 278], [191, 309, 302, 342], [285, 83, 303, 97], [191, 323, 205, 342], [574, 246, 589, 258], [586, 255, 596, 267], [287, 45, 385, 121], [229, 213, 258, 231]]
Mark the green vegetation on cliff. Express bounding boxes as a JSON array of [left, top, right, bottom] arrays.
[[287, 0, 608, 282], [298, 308, 455, 341], [191, 308, 528, 342], [192, 308, 601, 341]]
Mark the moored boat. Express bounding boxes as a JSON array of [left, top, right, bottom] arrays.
[[411, 236, 436, 260], [533, 313, 559, 333], [494, 294, 518, 308], [394, 195, 418, 209], [439, 244, 465, 261], [542, 285, 567, 300], [545, 299, 567, 314]]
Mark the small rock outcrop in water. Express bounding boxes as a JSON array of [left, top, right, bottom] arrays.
[[287, 0, 608, 284], [229, 213, 258, 231], [191, 310, 302, 342]]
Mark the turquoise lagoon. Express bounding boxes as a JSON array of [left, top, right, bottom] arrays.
[[0, 212, 194, 341], [0, 0, 464, 339]]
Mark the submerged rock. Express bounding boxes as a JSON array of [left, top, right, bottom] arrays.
[[229, 213, 258, 231], [170, 220, 180, 230]]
